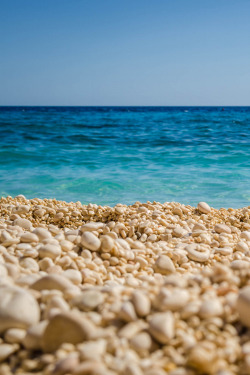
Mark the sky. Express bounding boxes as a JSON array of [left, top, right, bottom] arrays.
[[0, 0, 250, 106]]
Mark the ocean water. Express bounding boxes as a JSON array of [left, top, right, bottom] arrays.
[[0, 106, 250, 208]]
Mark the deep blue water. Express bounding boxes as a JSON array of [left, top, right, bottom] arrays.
[[0, 106, 250, 208]]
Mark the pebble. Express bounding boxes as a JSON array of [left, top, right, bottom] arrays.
[[0, 285, 40, 333], [0, 343, 18, 362], [13, 218, 32, 230], [30, 274, 73, 291], [214, 224, 231, 234], [149, 312, 174, 344], [197, 202, 211, 214], [81, 231, 101, 251], [186, 244, 210, 262], [38, 244, 61, 259], [132, 290, 151, 317], [72, 290, 104, 311], [237, 286, 250, 327], [41, 312, 95, 352], [154, 255, 175, 275]]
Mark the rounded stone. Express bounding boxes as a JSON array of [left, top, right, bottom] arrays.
[[237, 286, 250, 327], [30, 274, 73, 292], [154, 255, 175, 275], [149, 312, 174, 344], [0, 285, 40, 333], [197, 202, 211, 214], [72, 290, 104, 311], [131, 290, 151, 317], [41, 312, 95, 352], [13, 218, 32, 230], [214, 224, 231, 234], [38, 244, 61, 259], [81, 231, 101, 251]]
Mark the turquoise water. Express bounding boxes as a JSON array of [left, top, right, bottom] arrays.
[[0, 106, 250, 208]]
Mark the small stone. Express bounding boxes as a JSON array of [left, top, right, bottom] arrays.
[[41, 312, 95, 352], [13, 218, 32, 230], [30, 274, 73, 292], [237, 286, 250, 327], [172, 227, 187, 238], [230, 260, 249, 270], [33, 227, 52, 240], [130, 332, 152, 353], [235, 241, 249, 252], [0, 285, 40, 333], [53, 355, 79, 375], [154, 255, 175, 275], [0, 343, 18, 362], [72, 290, 104, 311], [81, 231, 101, 251], [4, 328, 26, 344], [149, 312, 174, 344], [199, 299, 223, 318], [101, 235, 115, 252], [23, 320, 48, 350], [20, 232, 39, 243], [39, 244, 61, 259], [241, 231, 250, 241], [131, 291, 151, 317], [214, 224, 231, 234], [80, 222, 104, 232], [197, 202, 211, 214], [119, 301, 137, 322]]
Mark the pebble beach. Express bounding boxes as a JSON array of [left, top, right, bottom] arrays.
[[1, 196, 250, 374]]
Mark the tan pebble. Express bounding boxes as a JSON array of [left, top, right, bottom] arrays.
[[0, 343, 19, 362], [0, 285, 40, 333], [187, 343, 218, 373], [72, 361, 105, 375], [199, 299, 223, 318], [124, 363, 144, 375], [81, 231, 101, 251], [119, 301, 137, 322], [241, 231, 250, 240], [52, 355, 79, 375], [237, 286, 250, 327], [63, 269, 82, 285], [33, 227, 52, 240], [19, 257, 39, 272], [132, 291, 151, 317], [148, 312, 174, 344], [118, 320, 148, 339], [173, 227, 187, 238], [80, 222, 104, 232], [30, 274, 73, 292], [41, 312, 95, 352], [130, 332, 152, 353], [185, 244, 210, 262], [235, 241, 249, 252], [154, 255, 175, 275], [39, 244, 61, 259], [214, 224, 231, 234], [197, 202, 211, 214], [72, 290, 104, 311], [230, 260, 249, 270], [13, 218, 32, 230], [155, 288, 189, 311], [60, 240, 74, 252], [101, 235, 114, 252], [78, 339, 106, 360], [4, 328, 26, 344], [20, 232, 39, 243], [23, 320, 48, 350]]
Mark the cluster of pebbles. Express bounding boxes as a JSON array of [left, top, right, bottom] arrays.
[[0, 196, 250, 374]]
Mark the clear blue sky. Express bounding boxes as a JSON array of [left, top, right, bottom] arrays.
[[0, 0, 250, 105]]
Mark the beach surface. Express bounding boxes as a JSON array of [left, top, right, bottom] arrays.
[[1, 195, 250, 374]]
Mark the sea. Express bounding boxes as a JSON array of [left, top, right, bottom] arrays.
[[0, 106, 250, 209]]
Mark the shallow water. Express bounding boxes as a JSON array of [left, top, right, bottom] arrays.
[[0, 106, 250, 208]]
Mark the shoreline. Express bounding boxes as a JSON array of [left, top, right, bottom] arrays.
[[0, 196, 250, 374]]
